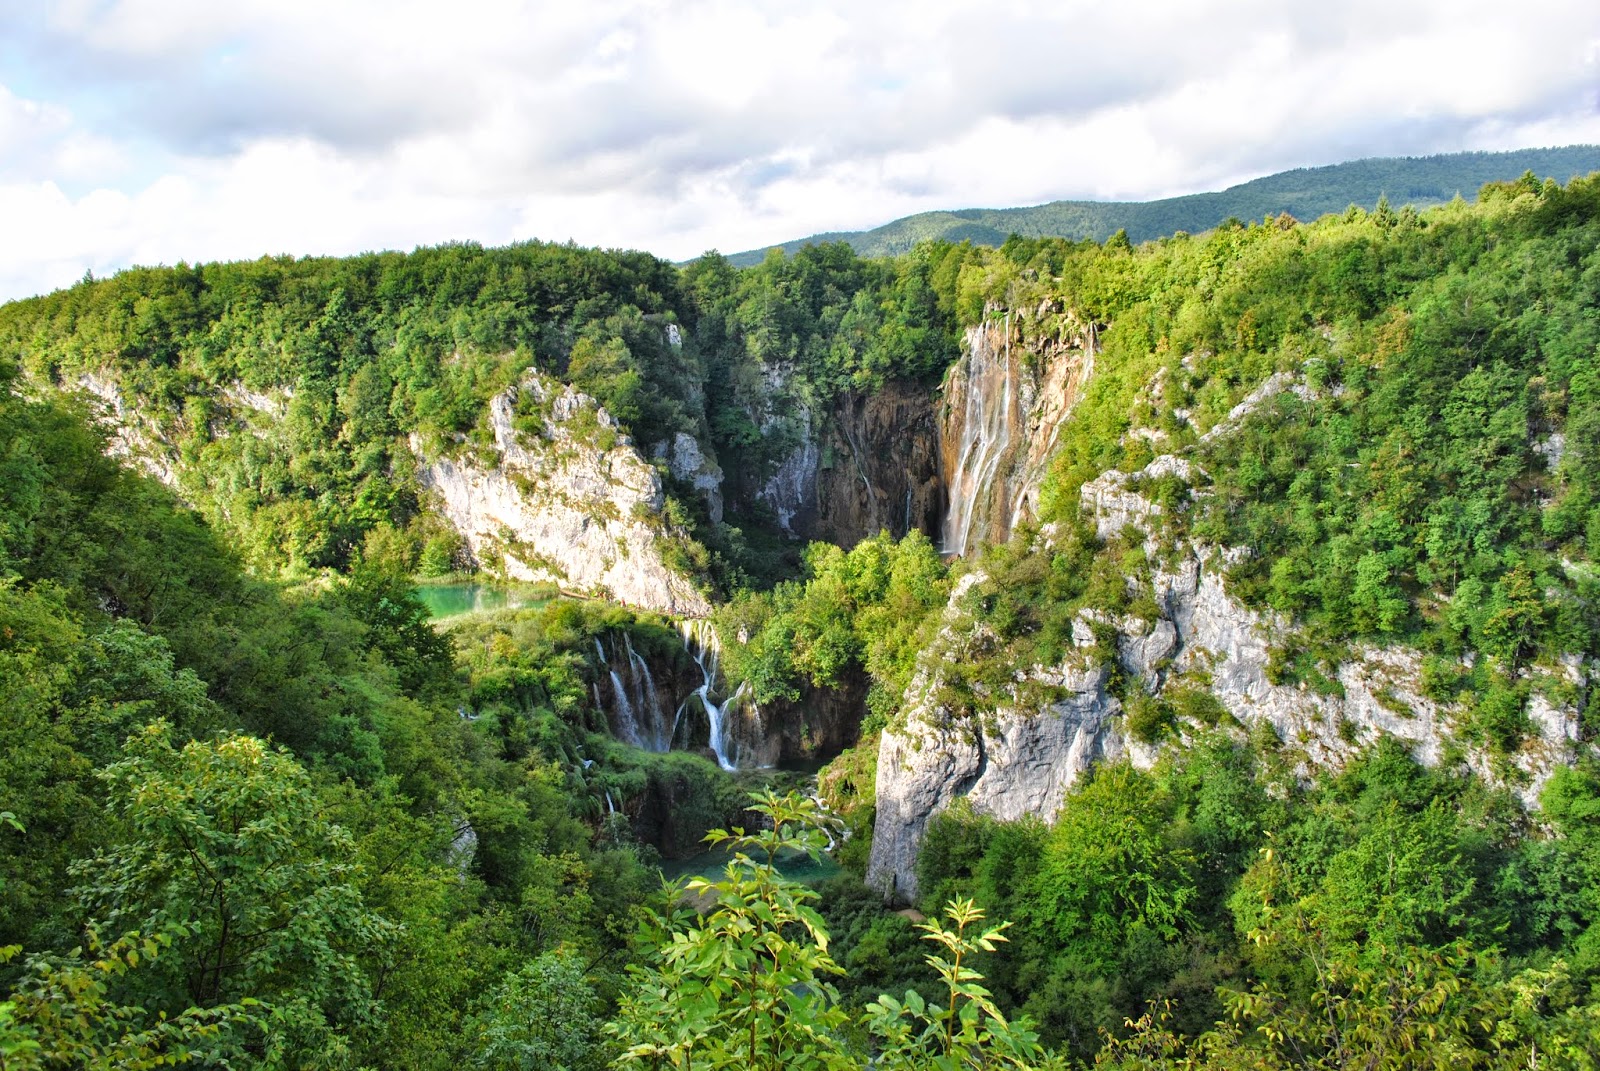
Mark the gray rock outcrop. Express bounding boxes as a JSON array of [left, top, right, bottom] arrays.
[[415, 373, 712, 616], [75, 373, 182, 489], [754, 380, 943, 546], [655, 431, 726, 524], [867, 404, 1588, 904]]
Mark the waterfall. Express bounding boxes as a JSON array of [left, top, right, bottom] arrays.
[[942, 316, 1015, 557], [608, 668, 641, 747], [589, 620, 771, 771], [624, 633, 668, 750], [670, 700, 687, 749], [604, 790, 616, 815], [678, 619, 739, 771]]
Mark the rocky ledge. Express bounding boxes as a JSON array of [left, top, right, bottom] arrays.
[[415, 373, 712, 617], [867, 406, 1587, 904]]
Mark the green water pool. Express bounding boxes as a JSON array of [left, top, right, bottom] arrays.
[[415, 582, 547, 620]]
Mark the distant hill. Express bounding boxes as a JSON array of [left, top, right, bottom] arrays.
[[723, 146, 1600, 266]]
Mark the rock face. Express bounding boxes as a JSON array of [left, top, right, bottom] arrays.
[[755, 380, 943, 547], [940, 305, 1096, 555], [869, 656, 1128, 902], [867, 400, 1588, 904], [732, 672, 872, 769], [75, 374, 182, 489], [415, 374, 712, 616], [655, 431, 726, 524]]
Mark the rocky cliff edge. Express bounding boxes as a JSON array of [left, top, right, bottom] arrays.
[[867, 380, 1587, 904], [415, 373, 712, 617]]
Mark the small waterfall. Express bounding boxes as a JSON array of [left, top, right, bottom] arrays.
[[609, 667, 641, 747], [624, 633, 668, 750], [670, 700, 687, 748], [604, 790, 616, 815], [590, 621, 773, 772], [679, 619, 739, 771], [942, 315, 1015, 557]]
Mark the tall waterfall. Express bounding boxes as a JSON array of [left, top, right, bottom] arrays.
[[942, 314, 1015, 557], [938, 309, 1096, 557]]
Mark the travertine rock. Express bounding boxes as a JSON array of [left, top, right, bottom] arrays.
[[867, 425, 1587, 904], [756, 380, 943, 546], [940, 308, 1096, 555], [416, 374, 712, 616]]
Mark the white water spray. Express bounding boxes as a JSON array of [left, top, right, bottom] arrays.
[[678, 619, 738, 771]]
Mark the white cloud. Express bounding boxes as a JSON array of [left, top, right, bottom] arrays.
[[0, 0, 1598, 299]]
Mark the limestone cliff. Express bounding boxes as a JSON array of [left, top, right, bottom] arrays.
[[866, 379, 1589, 904], [75, 373, 183, 490], [415, 373, 712, 617], [754, 380, 943, 547]]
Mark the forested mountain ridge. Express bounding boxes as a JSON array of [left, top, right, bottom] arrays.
[[2, 170, 1600, 1067], [724, 145, 1600, 266]]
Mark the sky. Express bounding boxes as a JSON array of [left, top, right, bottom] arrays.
[[2, 0, 1599, 301]]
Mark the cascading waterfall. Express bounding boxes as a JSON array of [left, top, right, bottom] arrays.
[[678, 619, 739, 771], [942, 315, 1015, 557], [591, 620, 773, 772], [608, 666, 641, 747], [624, 633, 669, 751]]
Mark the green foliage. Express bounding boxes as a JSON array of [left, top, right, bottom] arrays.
[[864, 899, 1057, 1071], [467, 951, 609, 1071], [717, 530, 949, 723], [610, 789, 853, 1070], [72, 725, 395, 1066], [0, 930, 256, 1070], [613, 792, 1058, 1071]]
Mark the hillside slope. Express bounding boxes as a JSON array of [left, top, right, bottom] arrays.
[[725, 146, 1600, 266]]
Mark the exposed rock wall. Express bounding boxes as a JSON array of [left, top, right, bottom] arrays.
[[75, 374, 183, 489], [754, 380, 943, 547], [654, 430, 725, 524], [867, 406, 1588, 904], [727, 671, 871, 769], [939, 305, 1095, 555], [415, 374, 712, 616]]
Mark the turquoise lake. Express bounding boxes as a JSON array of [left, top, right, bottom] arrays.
[[416, 583, 543, 620]]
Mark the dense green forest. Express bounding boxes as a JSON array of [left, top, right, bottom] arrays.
[[0, 238, 964, 587], [4, 172, 1600, 1068], [726, 146, 1600, 265]]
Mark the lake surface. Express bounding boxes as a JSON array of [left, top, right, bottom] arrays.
[[416, 583, 543, 620]]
